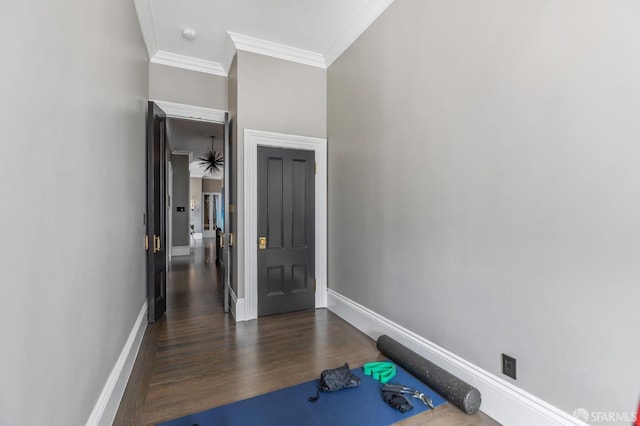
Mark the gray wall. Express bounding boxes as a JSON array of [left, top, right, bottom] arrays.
[[203, 178, 223, 193], [235, 50, 327, 297], [237, 51, 327, 138], [190, 177, 203, 233], [327, 0, 640, 419], [171, 154, 190, 246], [149, 62, 228, 110], [0, 0, 149, 423]]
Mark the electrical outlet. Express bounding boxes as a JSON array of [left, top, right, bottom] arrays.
[[502, 354, 517, 379]]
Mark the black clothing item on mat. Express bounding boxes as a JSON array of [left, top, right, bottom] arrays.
[[383, 391, 413, 413], [308, 363, 361, 402]]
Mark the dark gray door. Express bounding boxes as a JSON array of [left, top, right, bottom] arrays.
[[257, 146, 315, 316], [146, 101, 167, 323], [222, 113, 230, 313]]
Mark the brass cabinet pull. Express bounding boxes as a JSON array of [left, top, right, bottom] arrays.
[[153, 235, 160, 253]]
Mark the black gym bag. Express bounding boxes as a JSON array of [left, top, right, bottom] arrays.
[[308, 363, 361, 402]]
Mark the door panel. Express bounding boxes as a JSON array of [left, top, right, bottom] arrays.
[[257, 146, 315, 316], [267, 266, 285, 296], [291, 159, 308, 247], [146, 101, 167, 323], [291, 265, 308, 293], [267, 157, 284, 249]]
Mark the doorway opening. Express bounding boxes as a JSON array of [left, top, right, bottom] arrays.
[[202, 192, 221, 238], [148, 100, 231, 320]]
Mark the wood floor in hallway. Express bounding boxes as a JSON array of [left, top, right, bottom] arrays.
[[125, 239, 500, 426]]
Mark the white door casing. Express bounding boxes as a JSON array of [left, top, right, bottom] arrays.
[[243, 129, 327, 321]]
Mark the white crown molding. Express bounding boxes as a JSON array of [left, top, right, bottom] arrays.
[[151, 100, 227, 123], [324, 0, 396, 66], [134, 0, 227, 75], [151, 50, 227, 76], [327, 290, 588, 426], [134, 0, 396, 73], [228, 32, 327, 69], [133, 0, 158, 59], [222, 33, 237, 74]]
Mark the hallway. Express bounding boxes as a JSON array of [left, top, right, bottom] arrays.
[[118, 239, 498, 426]]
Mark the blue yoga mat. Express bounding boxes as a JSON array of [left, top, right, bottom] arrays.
[[157, 363, 447, 426]]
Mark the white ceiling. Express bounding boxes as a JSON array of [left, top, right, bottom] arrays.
[[134, 0, 394, 75], [142, 1, 395, 176]]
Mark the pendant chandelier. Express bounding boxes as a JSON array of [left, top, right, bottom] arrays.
[[198, 136, 224, 174]]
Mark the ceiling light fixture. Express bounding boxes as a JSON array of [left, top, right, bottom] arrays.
[[182, 28, 197, 40], [198, 136, 224, 174]]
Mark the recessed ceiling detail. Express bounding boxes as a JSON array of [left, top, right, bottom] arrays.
[[133, 0, 395, 76]]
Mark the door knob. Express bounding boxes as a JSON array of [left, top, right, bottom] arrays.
[[258, 236, 267, 250]]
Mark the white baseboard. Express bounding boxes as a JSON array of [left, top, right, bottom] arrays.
[[172, 246, 191, 256], [86, 302, 147, 426], [229, 289, 246, 322], [327, 290, 586, 426]]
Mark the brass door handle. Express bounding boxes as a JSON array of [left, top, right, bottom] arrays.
[[258, 236, 267, 250], [154, 235, 160, 253], [229, 233, 234, 247]]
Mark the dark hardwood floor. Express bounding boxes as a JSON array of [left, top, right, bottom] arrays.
[[115, 238, 500, 426]]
